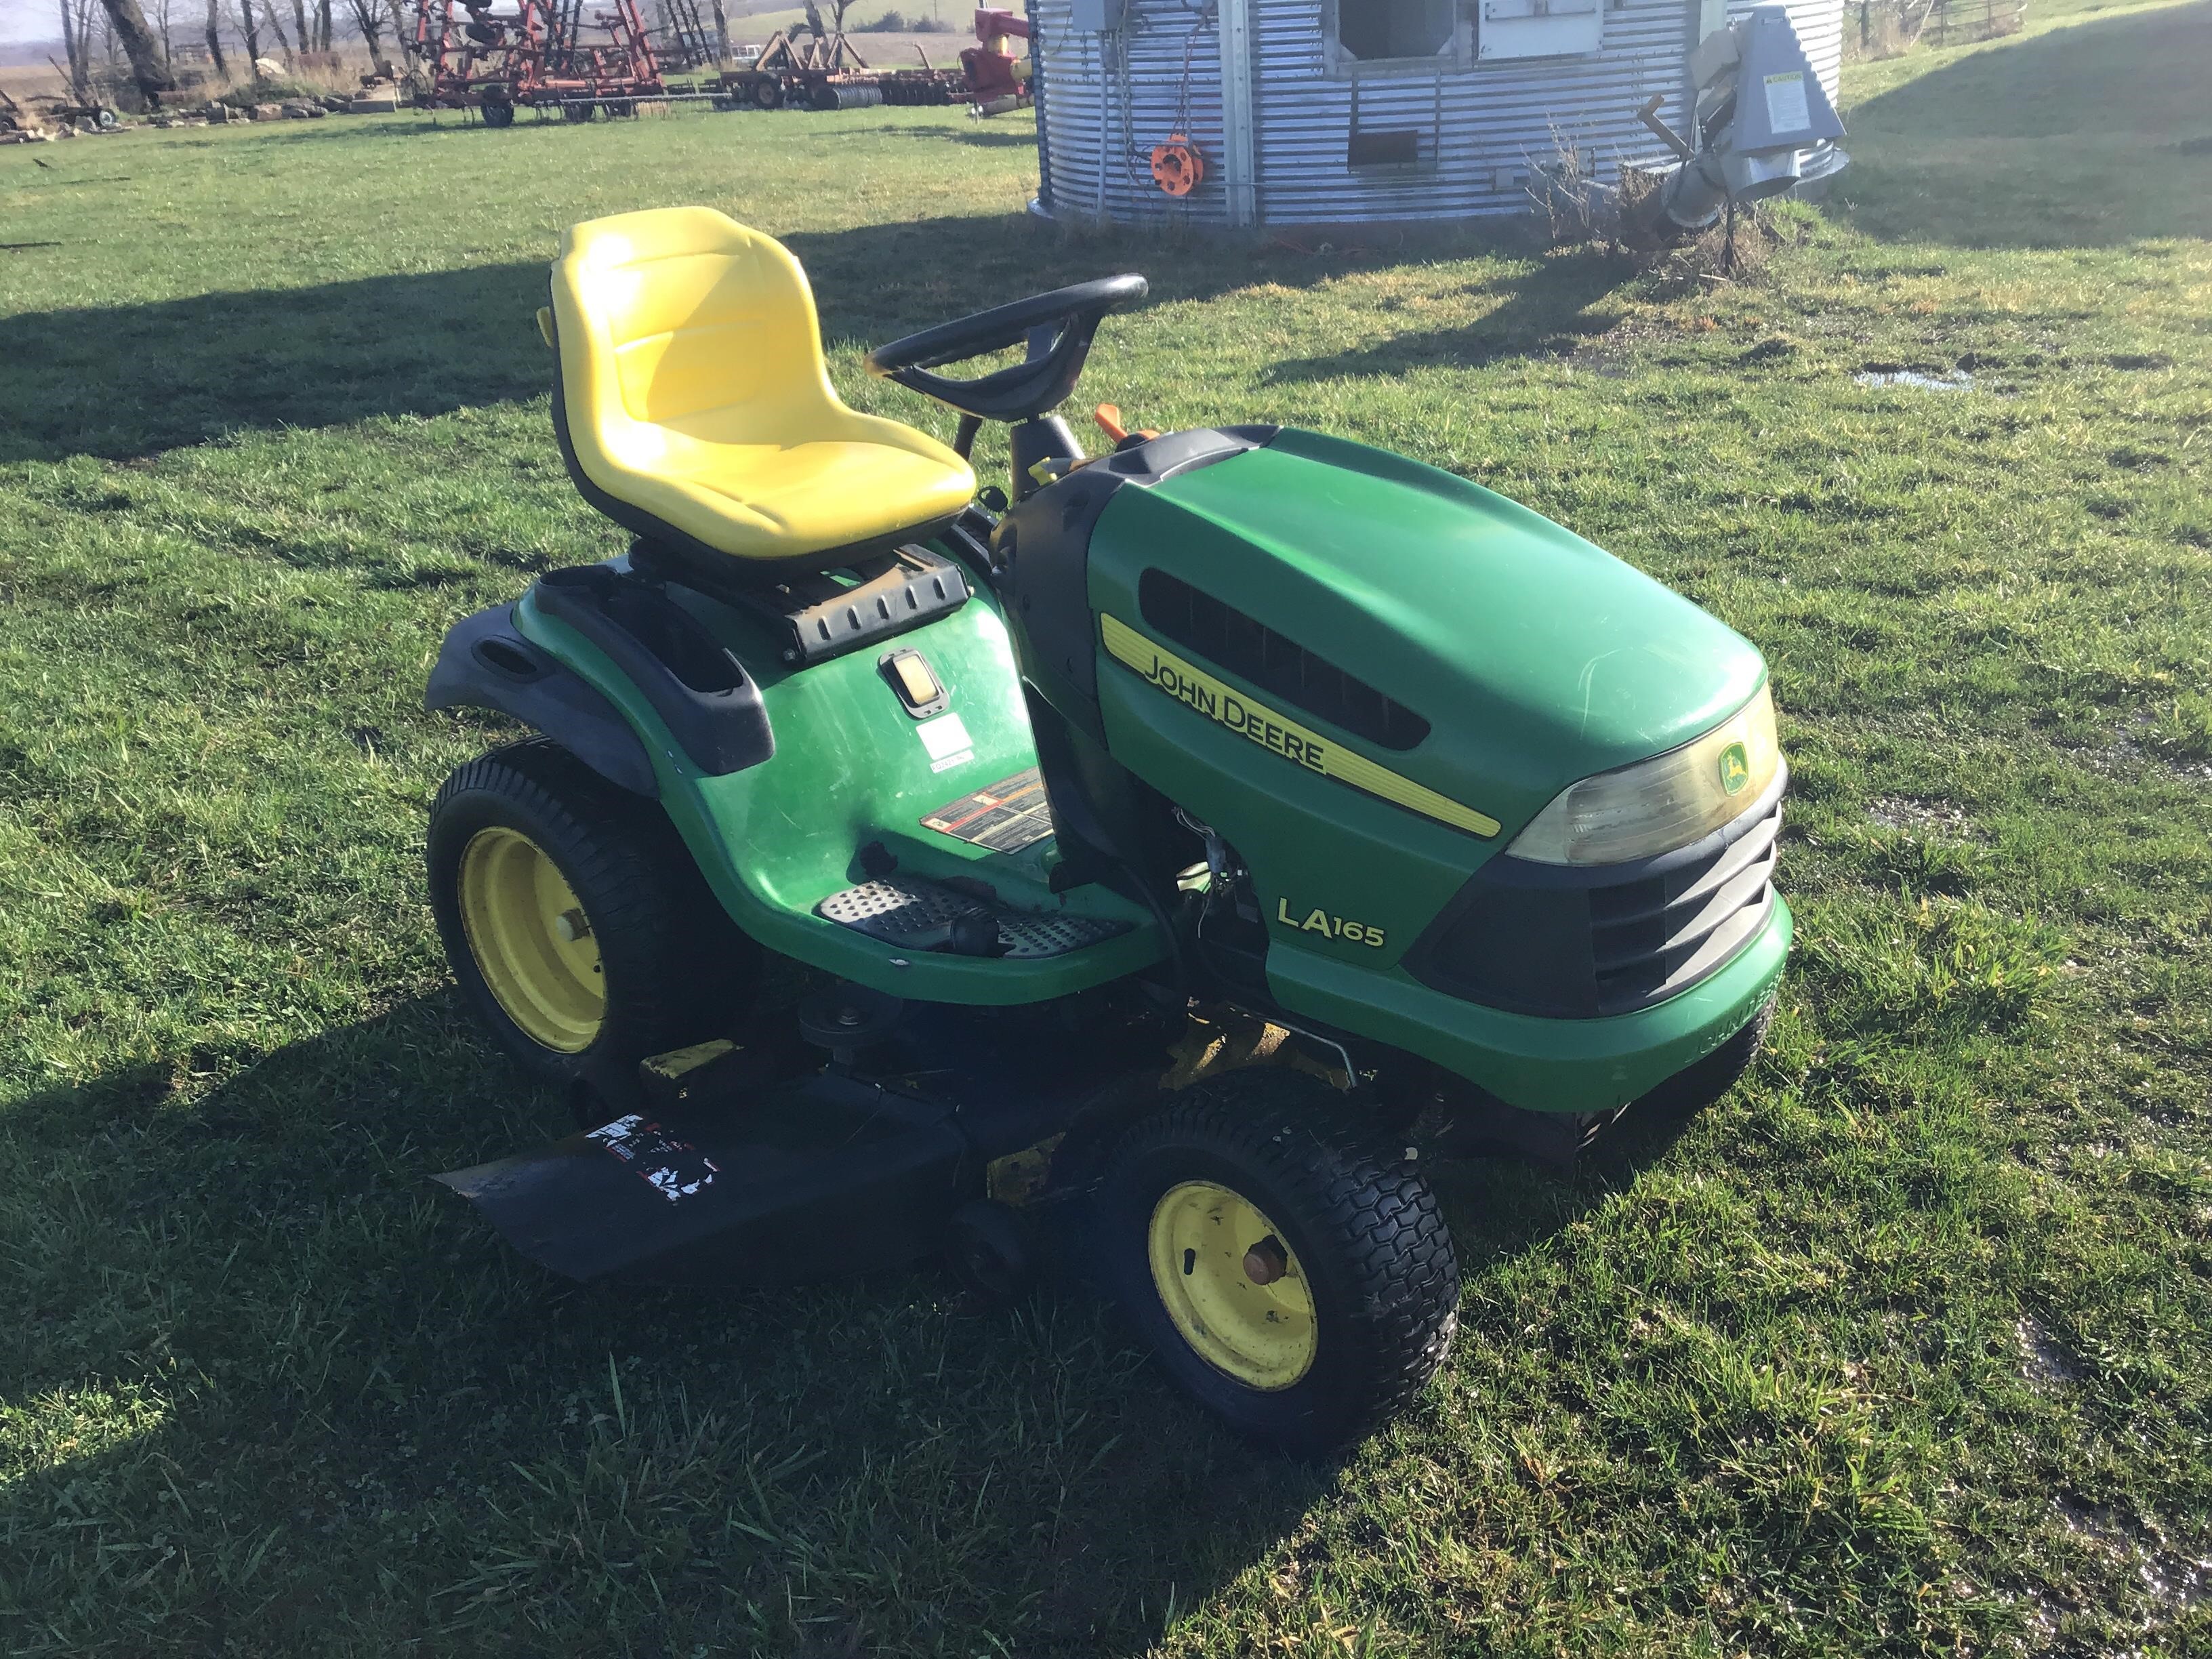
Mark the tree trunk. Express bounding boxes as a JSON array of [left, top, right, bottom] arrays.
[[290, 0, 309, 55], [348, 0, 383, 64], [236, 0, 261, 62], [98, 0, 178, 98], [58, 0, 89, 96], [261, 0, 291, 52], [316, 0, 330, 49], [708, 0, 727, 60], [204, 0, 227, 73]]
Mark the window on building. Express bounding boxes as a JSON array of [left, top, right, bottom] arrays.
[[1332, 0, 1460, 62]]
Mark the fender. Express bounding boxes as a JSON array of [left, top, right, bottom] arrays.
[[426, 602, 661, 798]]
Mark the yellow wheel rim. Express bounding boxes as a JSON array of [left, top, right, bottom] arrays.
[[1147, 1180, 1317, 1391], [455, 826, 605, 1054]]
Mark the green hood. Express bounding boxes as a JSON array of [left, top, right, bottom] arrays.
[[1084, 427, 1768, 839]]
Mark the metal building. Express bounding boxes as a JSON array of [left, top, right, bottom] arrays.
[[1027, 0, 1845, 225]]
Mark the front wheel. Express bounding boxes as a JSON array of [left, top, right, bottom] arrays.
[[427, 737, 754, 1089], [1094, 1071, 1460, 1454]]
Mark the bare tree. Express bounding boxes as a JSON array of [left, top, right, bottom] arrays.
[[289, 0, 309, 54], [98, 0, 178, 100], [231, 0, 261, 62], [344, 0, 384, 62], [316, 0, 331, 49], [260, 0, 293, 53], [204, 0, 228, 72], [708, 0, 726, 58], [152, 0, 175, 59], [58, 0, 90, 94]]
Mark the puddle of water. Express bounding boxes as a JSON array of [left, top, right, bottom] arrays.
[[1855, 367, 1975, 391], [2018, 1315, 2081, 1387], [1869, 794, 1984, 840]]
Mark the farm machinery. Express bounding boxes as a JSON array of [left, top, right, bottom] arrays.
[[419, 207, 1791, 1452], [717, 26, 900, 110], [714, 14, 1025, 115], [408, 0, 1029, 121], [411, 0, 666, 122], [961, 7, 1029, 115]]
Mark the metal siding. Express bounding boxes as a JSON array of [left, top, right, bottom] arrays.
[[1033, 0, 1843, 224]]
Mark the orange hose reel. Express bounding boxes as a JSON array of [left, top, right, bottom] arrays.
[[1150, 135, 1206, 198]]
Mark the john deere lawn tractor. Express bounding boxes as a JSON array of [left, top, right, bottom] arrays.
[[424, 207, 1788, 1451]]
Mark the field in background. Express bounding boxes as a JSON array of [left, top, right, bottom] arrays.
[[1, 3, 2208, 1654]]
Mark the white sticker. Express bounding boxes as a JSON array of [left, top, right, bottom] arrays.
[[1763, 70, 1809, 134], [916, 712, 975, 773]]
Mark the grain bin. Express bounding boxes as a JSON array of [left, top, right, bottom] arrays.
[[1026, 0, 1846, 225]]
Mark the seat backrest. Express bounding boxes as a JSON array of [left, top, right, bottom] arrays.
[[550, 207, 836, 434]]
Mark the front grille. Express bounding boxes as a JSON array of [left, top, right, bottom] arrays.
[[1404, 781, 1782, 1019]]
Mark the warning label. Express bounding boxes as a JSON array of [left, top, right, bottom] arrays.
[[1763, 70, 1809, 135], [586, 1115, 720, 1205], [921, 767, 1057, 854]]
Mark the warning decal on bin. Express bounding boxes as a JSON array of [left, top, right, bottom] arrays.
[[1763, 70, 1809, 134], [922, 767, 1057, 854]]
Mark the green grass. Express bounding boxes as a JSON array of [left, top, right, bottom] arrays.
[[3, 5, 2211, 1652]]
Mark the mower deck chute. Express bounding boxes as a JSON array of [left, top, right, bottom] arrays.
[[437, 1078, 967, 1286]]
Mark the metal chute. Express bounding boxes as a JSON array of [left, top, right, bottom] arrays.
[[1637, 4, 1849, 233]]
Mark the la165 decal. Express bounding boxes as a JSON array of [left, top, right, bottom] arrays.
[[1276, 897, 1387, 948]]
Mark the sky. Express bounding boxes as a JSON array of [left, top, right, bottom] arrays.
[[1, 0, 59, 47]]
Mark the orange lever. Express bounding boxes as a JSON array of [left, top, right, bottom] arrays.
[[1092, 403, 1130, 443]]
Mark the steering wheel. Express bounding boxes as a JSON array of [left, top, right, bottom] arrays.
[[863, 274, 1149, 425]]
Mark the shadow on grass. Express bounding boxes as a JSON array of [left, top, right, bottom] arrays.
[[872, 120, 1040, 149], [3, 210, 1565, 465], [1837, 0, 2212, 247], [1261, 243, 1631, 384], [1, 991, 1694, 1651]]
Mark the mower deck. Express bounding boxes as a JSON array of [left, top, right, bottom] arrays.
[[437, 994, 1175, 1286]]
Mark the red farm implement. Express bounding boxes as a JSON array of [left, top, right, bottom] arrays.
[[412, 0, 665, 123]]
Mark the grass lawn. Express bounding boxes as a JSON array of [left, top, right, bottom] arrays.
[[3, 3, 2209, 1652]]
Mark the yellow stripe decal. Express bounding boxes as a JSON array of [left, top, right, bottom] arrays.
[[1100, 613, 1500, 839]]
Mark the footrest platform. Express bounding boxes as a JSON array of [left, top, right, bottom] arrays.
[[817, 876, 1128, 960]]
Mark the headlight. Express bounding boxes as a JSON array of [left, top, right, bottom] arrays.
[[1507, 682, 1783, 866]]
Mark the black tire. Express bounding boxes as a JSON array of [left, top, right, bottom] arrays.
[[426, 737, 754, 1089], [751, 78, 783, 110], [1635, 995, 1775, 1120], [1094, 1071, 1460, 1455]]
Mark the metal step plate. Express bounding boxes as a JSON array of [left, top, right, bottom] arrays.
[[817, 876, 1128, 960]]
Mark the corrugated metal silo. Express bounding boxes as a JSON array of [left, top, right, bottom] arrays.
[[1028, 0, 1845, 225]]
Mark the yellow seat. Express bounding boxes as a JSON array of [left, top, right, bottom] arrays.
[[548, 207, 976, 569]]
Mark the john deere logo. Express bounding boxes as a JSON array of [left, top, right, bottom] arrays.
[[1719, 741, 1751, 796]]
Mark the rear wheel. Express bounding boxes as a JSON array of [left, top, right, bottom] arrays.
[[750, 77, 783, 110], [427, 738, 754, 1088], [478, 94, 515, 127], [1094, 1071, 1459, 1454]]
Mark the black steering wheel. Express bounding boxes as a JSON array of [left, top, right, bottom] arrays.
[[864, 274, 1149, 424]]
